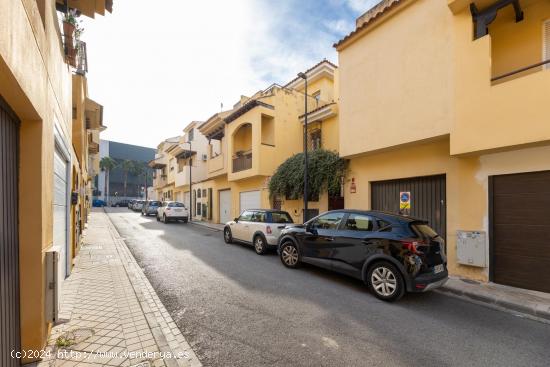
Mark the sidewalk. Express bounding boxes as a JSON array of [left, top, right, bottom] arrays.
[[438, 276, 550, 322], [189, 220, 224, 232], [37, 208, 202, 367]]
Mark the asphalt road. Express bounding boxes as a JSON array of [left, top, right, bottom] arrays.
[[105, 208, 550, 367]]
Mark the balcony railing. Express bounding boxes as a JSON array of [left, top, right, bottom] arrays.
[[232, 153, 252, 173], [491, 59, 550, 82]]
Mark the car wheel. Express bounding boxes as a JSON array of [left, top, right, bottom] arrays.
[[280, 240, 300, 268], [223, 228, 233, 244], [253, 234, 268, 255], [367, 261, 405, 302]]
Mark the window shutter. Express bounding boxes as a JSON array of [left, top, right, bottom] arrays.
[[544, 20, 550, 69]]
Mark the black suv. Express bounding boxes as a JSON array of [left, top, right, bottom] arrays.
[[278, 210, 448, 301]]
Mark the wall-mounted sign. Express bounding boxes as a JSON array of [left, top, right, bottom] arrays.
[[350, 178, 356, 194], [399, 191, 411, 210]]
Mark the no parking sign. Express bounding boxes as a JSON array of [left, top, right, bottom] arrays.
[[399, 191, 411, 210]]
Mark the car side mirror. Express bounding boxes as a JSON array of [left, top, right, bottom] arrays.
[[234, 217, 239, 223]]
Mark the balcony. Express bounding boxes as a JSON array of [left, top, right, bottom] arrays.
[[208, 153, 225, 175], [175, 169, 190, 187], [232, 152, 252, 173]]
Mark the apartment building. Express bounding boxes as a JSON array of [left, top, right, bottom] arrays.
[[0, 0, 112, 364], [335, 0, 550, 292], [150, 137, 180, 201]]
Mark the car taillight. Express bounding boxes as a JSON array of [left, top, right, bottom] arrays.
[[401, 240, 424, 255], [266, 226, 272, 234]]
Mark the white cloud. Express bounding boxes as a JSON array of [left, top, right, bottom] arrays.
[[82, 0, 339, 148], [345, 0, 382, 13], [325, 18, 353, 34]]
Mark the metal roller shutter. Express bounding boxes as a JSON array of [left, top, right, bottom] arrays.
[[240, 190, 261, 213], [0, 96, 21, 367]]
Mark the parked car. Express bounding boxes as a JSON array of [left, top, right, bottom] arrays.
[[157, 201, 189, 223], [277, 210, 448, 302], [133, 200, 145, 211], [142, 200, 161, 216], [128, 200, 137, 210], [112, 199, 129, 207], [92, 199, 106, 207], [223, 209, 294, 255]]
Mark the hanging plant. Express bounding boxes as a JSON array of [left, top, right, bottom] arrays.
[[269, 149, 347, 200]]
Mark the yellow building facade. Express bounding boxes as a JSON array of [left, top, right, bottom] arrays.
[[0, 0, 111, 363], [335, 0, 550, 292]]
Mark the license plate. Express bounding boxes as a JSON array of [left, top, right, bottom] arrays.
[[434, 264, 444, 274], [174, 209, 182, 212]]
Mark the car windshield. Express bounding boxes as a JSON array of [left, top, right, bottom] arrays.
[[169, 202, 185, 207], [271, 212, 293, 223], [411, 223, 439, 239]]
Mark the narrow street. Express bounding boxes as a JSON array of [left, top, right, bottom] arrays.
[[106, 208, 550, 367]]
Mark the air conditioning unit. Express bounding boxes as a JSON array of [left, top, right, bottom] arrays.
[[201, 154, 208, 161], [45, 247, 60, 322]]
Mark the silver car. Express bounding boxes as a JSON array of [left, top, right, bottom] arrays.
[[223, 209, 294, 254]]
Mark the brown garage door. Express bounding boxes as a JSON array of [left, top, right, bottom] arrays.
[[371, 174, 446, 241], [490, 171, 550, 293], [0, 96, 20, 367]]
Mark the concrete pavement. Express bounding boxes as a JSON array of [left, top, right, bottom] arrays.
[[106, 207, 550, 367], [36, 208, 201, 367]]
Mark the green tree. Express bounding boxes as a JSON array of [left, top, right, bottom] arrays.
[[119, 159, 135, 198], [99, 156, 117, 204], [268, 149, 347, 201], [129, 161, 150, 198]]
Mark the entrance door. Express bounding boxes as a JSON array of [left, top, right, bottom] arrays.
[[219, 189, 232, 224], [53, 149, 69, 282], [184, 191, 190, 210], [0, 97, 21, 367], [239, 190, 261, 212], [371, 174, 446, 241], [491, 171, 550, 293]]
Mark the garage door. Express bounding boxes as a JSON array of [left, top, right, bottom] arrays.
[[0, 97, 20, 367], [53, 149, 69, 282], [219, 189, 232, 224], [240, 190, 261, 213], [371, 175, 446, 241], [491, 171, 550, 293]]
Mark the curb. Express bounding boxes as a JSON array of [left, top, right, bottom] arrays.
[[189, 221, 223, 232], [104, 210, 203, 367], [436, 284, 550, 323]]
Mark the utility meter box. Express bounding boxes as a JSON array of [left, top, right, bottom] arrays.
[[456, 231, 487, 267]]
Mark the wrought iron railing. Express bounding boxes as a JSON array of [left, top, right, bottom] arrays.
[[232, 154, 252, 172], [491, 59, 550, 82]]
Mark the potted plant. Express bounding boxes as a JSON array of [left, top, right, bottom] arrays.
[[63, 10, 83, 67]]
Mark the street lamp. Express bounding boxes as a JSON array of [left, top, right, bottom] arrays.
[[183, 141, 192, 222], [298, 71, 308, 223]]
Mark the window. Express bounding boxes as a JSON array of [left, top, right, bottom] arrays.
[[202, 189, 207, 197], [251, 211, 267, 223], [239, 210, 254, 221], [187, 128, 194, 142], [309, 129, 321, 150], [197, 189, 202, 198], [196, 202, 201, 215], [310, 212, 345, 230], [376, 219, 392, 232], [168, 202, 185, 207], [271, 212, 293, 224], [312, 91, 321, 106], [345, 214, 374, 231]]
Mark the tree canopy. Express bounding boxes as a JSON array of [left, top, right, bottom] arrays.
[[268, 149, 346, 200]]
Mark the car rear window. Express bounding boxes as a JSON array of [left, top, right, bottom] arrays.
[[411, 223, 439, 239], [150, 201, 161, 206], [168, 202, 185, 207], [271, 212, 293, 223]]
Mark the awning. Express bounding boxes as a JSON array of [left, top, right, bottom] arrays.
[[148, 159, 166, 169], [56, 0, 113, 18], [175, 149, 196, 160]]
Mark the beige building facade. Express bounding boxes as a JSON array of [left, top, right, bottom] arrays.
[[335, 0, 550, 292]]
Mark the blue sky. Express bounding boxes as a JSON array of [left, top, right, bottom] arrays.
[[83, 0, 380, 147]]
